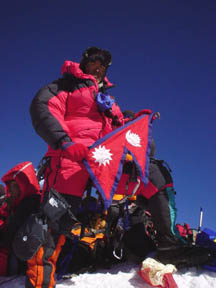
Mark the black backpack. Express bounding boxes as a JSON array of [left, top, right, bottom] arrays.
[[12, 213, 48, 261]]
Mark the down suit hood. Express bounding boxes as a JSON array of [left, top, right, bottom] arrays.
[[1, 161, 40, 208]]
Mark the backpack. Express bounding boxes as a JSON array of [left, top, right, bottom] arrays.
[[56, 231, 107, 278], [122, 206, 156, 262], [107, 199, 156, 263], [149, 158, 173, 191], [196, 228, 216, 271], [12, 213, 48, 261], [56, 196, 110, 279]]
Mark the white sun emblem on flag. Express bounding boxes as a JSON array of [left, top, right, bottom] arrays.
[[126, 130, 142, 147], [92, 145, 113, 166]]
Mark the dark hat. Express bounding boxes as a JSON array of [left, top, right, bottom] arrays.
[[80, 46, 112, 71]]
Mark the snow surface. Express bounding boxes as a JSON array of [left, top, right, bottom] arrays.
[[0, 262, 216, 288]]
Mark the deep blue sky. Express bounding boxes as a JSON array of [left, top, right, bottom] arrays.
[[1, 1, 216, 231]]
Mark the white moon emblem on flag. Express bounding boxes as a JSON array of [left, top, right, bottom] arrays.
[[126, 130, 142, 147], [92, 145, 113, 166]]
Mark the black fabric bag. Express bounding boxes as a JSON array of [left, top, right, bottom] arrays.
[[12, 213, 48, 261], [123, 207, 156, 262], [41, 188, 72, 223], [56, 239, 94, 277]]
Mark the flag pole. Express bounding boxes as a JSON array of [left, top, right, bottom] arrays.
[[198, 207, 203, 233]]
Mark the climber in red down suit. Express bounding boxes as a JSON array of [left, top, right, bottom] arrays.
[[28, 47, 126, 288], [0, 161, 40, 276]]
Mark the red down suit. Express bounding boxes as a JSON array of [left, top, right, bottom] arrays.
[[0, 161, 40, 276], [0, 161, 40, 230], [30, 61, 124, 198]]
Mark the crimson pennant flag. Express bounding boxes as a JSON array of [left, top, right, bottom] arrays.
[[83, 113, 153, 209]]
